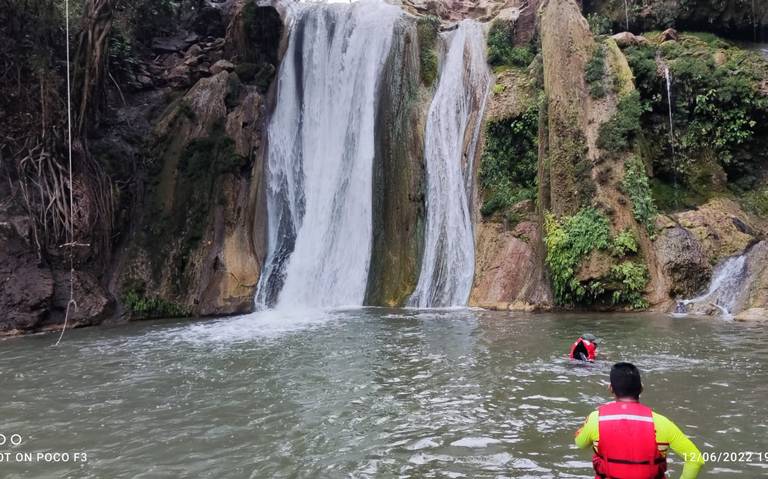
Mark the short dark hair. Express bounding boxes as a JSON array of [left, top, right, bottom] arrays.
[[610, 362, 643, 399]]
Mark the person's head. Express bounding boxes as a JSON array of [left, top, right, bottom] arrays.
[[581, 333, 598, 348], [609, 362, 643, 400]]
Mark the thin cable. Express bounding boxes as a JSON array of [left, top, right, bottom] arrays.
[[56, 0, 77, 346]]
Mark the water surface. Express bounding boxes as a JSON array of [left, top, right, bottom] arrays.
[[1, 310, 766, 478]]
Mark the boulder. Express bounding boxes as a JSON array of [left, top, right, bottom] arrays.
[[611, 31, 649, 47], [660, 28, 679, 42], [653, 225, 711, 297], [210, 59, 235, 75], [166, 64, 193, 89], [674, 198, 760, 265]]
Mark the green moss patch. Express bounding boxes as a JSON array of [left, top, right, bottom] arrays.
[[417, 16, 440, 87], [585, 44, 607, 98], [597, 90, 646, 151]]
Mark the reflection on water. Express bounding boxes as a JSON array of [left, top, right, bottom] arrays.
[[0, 310, 767, 478]]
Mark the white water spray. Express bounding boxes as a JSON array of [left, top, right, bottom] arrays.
[[408, 20, 491, 308], [679, 255, 748, 318], [255, 1, 401, 309]]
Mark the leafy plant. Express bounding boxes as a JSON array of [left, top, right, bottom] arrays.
[[611, 229, 639, 257], [480, 103, 539, 216], [585, 45, 607, 98], [487, 19, 534, 69], [609, 262, 649, 309], [587, 13, 612, 35], [122, 290, 189, 318], [625, 34, 768, 209], [621, 156, 658, 235], [545, 209, 650, 308], [544, 208, 611, 304]]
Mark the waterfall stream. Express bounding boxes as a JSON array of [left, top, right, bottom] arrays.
[[679, 254, 748, 318], [255, 2, 401, 309], [663, 65, 675, 157], [408, 21, 491, 308]]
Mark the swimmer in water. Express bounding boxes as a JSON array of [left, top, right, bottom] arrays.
[[569, 333, 598, 362]]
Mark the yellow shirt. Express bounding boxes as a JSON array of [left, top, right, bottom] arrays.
[[575, 408, 705, 479]]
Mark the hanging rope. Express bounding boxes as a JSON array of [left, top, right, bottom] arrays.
[[55, 0, 78, 346]]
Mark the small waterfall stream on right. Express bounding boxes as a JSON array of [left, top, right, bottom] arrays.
[[407, 20, 491, 308], [678, 254, 749, 318]]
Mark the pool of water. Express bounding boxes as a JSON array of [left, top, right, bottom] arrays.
[[1, 310, 767, 478]]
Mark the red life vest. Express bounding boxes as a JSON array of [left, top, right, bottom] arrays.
[[569, 338, 597, 361], [592, 401, 667, 479]]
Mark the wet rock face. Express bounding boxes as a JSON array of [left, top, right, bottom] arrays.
[[539, 0, 595, 216], [653, 225, 711, 298], [117, 70, 266, 318], [366, 19, 427, 307], [0, 223, 53, 335], [673, 198, 761, 265], [470, 221, 552, 308], [740, 241, 768, 313]]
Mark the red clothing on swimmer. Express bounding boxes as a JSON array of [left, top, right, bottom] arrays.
[[569, 333, 598, 362]]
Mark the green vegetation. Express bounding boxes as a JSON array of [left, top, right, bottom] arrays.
[[122, 289, 189, 318], [417, 16, 440, 86], [611, 229, 639, 257], [621, 156, 658, 235], [544, 208, 611, 304], [587, 13, 612, 35], [123, 0, 176, 45], [233, 62, 275, 92], [487, 19, 535, 70], [597, 90, 646, 151], [741, 185, 768, 217], [544, 208, 649, 308], [107, 28, 140, 82], [585, 45, 607, 98], [624, 34, 768, 212], [479, 103, 539, 217], [609, 261, 649, 309]]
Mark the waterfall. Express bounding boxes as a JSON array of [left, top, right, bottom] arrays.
[[662, 64, 680, 205], [255, 1, 401, 309], [623, 0, 630, 31], [663, 66, 674, 157], [679, 254, 748, 318], [408, 20, 491, 308]]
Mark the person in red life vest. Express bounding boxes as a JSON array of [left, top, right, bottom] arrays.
[[575, 362, 705, 479], [569, 333, 599, 361]]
